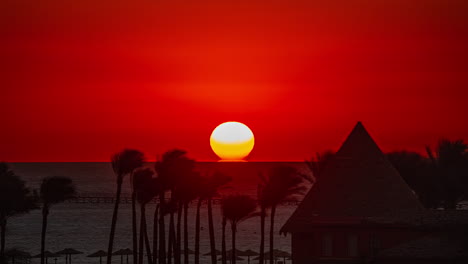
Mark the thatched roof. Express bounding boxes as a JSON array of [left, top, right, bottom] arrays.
[[282, 122, 424, 233]]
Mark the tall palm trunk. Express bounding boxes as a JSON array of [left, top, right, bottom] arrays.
[[1, 217, 6, 261], [183, 202, 189, 264], [107, 176, 123, 264], [159, 193, 166, 264], [132, 190, 139, 264], [221, 216, 226, 264], [153, 204, 159, 264], [194, 198, 202, 264], [175, 203, 182, 264], [269, 205, 276, 264], [259, 206, 266, 264], [168, 209, 175, 264], [139, 204, 146, 264], [145, 219, 153, 264], [207, 198, 216, 264], [231, 224, 237, 264], [40, 205, 49, 264]]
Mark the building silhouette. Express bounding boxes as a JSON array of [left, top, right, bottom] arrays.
[[281, 122, 468, 264]]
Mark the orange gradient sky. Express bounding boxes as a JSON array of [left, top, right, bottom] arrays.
[[1, 0, 468, 161]]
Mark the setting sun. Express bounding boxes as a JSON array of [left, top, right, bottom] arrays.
[[210, 122, 255, 161]]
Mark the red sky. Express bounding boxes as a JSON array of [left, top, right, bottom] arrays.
[[1, 0, 468, 162]]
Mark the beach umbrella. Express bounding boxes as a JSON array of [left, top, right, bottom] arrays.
[[238, 249, 258, 264], [87, 250, 107, 264], [219, 252, 244, 263], [33, 251, 61, 264], [203, 249, 221, 256], [5, 249, 31, 264], [56, 248, 83, 264], [113, 248, 133, 264]]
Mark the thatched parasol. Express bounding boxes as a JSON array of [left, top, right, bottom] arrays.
[[87, 250, 107, 264], [33, 251, 61, 264], [5, 249, 31, 264], [56, 248, 83, 264], [238, 249, 258, 264], [113, 248, 133, 264]]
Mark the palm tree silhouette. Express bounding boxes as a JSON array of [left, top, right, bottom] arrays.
[[40, 176, 76, 264], [200, 172, 231, 264], [387, 151, 441, 208], [221, 195, 257, 264], [427, 139, 468, 209], [152, 203, 160, 264], [258, 166, 305, 264], [305, 151, 335, 183], [0, 163, 37, 262], [155, 149, 194, 264], [134, 168, 160, 264], [107, 149, 145, 264]]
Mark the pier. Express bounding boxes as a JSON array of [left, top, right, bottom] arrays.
[[66, 193, 302, 205]]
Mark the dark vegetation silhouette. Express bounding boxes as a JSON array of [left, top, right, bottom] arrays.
[[198, 172, 231, 264], [1, 138, 467, 264], [221, 195, 258, 264], [134, 168, 159, 264], [257, 166, 305, 264], [388, 139, 468, 209], [305, 151, 335, 183], [107, 149, 145, 264], [0, 163, 37, 263], [40, 176, 76, 264]]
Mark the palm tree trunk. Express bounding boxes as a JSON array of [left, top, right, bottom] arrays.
[[221, 216, 226, 264], [40, 205, 49, 264], [107, 177, 123, 264], [259, 206, 266, 264], [153, 204, 159, 264], [133, 190, 139, 264], [139, 204, 145, 264], [0, 216, 6, 261], [194, 198, 202, 264], [231, 223, 236, 264], [159, 193, 166, 264], [144, 219, 153, 264], [175, 203, 182, 264], [269, 205, 276, 264], [168, 209, 175, 264], [183, 202, 189, 264], [207, 198, 216, 264]]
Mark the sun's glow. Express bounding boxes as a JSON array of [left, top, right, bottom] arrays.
[[210, 122, 255, 161]]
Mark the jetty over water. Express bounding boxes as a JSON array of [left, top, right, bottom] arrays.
[[66, 193, 302, 205]]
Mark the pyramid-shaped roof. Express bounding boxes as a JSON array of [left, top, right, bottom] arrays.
[[282, 122, 424, 232]]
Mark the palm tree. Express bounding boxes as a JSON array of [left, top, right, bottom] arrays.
[[178, 172, 199, 264], [155, 149, 194, 264], [221, 195, 257, 264], [258, 166, 305, 264], [107, 149, 145, 264], [134, 168, 160, 264], [40, 176, 76, 264], [387, 151, 441, 208], [221, 215, 227, 264], [427, 139, 468, 209], [305, 151, 335, 182], [0, 163, 37, 262], [152, 203, 159, 264], [200, 172, 231, 264]]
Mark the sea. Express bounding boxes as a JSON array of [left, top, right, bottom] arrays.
[[5, 162, 312, 264]]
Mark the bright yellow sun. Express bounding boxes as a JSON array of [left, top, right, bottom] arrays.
[[210, 121, 255, 161]]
